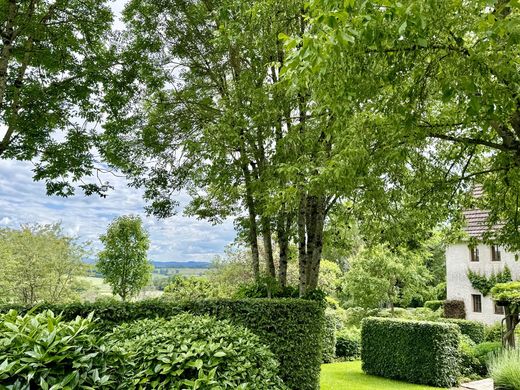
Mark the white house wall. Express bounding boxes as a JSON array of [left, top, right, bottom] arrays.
[[446, 243, 520, 325]]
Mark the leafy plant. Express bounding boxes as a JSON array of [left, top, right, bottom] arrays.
[[108, 314, 286, 389], [468, 267, 512, 297], [335, 327, 361, 361], [0, 310, 123, 388], [489, 348, 520, 390]]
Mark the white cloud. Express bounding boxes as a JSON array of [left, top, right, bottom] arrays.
[[0, 159, 236, 262]]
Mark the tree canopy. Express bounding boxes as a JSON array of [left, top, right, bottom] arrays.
[[97, 215, 152, 301]]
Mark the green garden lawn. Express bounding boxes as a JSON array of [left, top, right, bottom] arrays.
[[320, 361, 446, 390]]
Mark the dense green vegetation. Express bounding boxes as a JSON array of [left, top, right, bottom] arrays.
[[0, 298, 324, 390], [361, 318, 460, 387]]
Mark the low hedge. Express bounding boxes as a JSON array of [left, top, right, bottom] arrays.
[[0, 299, 324, 390], [444, 319, 485, 344], [361, 317, 460, 388], [335, 328, 360, 360]]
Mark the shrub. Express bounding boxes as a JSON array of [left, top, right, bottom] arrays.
[[424, 300, 444, 311], [489, 348, 520, 390], [0, 310, 123, 388], [335, 327, 360, 360], [444, 299, 466, 319], [444, 319, 486, 344], [109, 314, 286, 389], [322, 312, 336, 363], [361, 317, 460, 388], [458, 334, 481, 380], [0, 299, 324, 390], [485, 323, 503, 342]]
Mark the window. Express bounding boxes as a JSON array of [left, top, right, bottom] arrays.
[[491, 245, 501, 262], [472, 294, 482, 313], [495, 302, 505, 315], [470, 246, 480, 262]]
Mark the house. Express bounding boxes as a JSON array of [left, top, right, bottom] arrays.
[[446, 208, 520, 325]]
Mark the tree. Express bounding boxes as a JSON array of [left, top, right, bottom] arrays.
[[97, 215, 152, 301], [0, 0, 125, 196], [0, 224, 87, 305], [283, 0, 520, 250], [340, 244, 429, 310], [492, 282, 520, 348]]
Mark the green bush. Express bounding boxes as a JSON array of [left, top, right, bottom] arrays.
[[0, 310, 123, 388], [0, 299, 324, 390], [322, 312, 336, 363], [489, 348, 520, 390], [486, 323, 503, 342], [109, 314, 285, 389], [444, 300, 466, 319], [335, 327, 360, 360], [424, 300, 444, 311], [361, 317, 460, 388], [444, 319, 486, 344]]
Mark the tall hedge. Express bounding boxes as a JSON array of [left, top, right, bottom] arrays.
[[0, 299, 324, 390], [361, 317, 460, 388], [444, 299, 466, 319]]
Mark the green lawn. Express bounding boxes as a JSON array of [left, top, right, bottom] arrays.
[[320, 361, 446, 390]]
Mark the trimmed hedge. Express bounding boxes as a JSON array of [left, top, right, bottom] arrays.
[[335, 328, 360, 360], [0, 299, 324, 390], [322, 312, 336, 363], [444, 319, 485, 344], [444, 299, 466, 319], [361, 317, 460, 388], [424, 300, 444, 311]]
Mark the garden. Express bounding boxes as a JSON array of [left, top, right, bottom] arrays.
[[2, 0, 520, 388]]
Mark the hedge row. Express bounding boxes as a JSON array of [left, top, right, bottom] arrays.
[[443, 319, 485, 344], [444, 300, 466, 319], [424, 300, 444, 311], [322, 313, 336, 363], [0, 299, 324, 390], [361, 317, 460, 388]]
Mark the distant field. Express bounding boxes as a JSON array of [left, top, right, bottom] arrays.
[[153, 267, 209, 278], [78, 276, 162, 302]]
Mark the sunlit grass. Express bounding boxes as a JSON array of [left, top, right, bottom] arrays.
[[320, 361, 446, 390]]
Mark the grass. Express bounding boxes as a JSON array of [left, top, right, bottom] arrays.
[[489, 348, 520, 390], [320, 361, 446, 390]]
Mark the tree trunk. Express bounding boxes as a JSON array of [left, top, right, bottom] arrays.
[[277, 210, 292, 287], [241, 164, 260, 279], [262, 216, 276, 278], [503, 306, 518, 348], [298, 193, 308, 296]]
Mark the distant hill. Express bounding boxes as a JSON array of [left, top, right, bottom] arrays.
[[83, 259, 211, 269], [152, 261, 211, 269]]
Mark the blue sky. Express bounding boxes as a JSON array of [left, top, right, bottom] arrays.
[[0, 0, 237, 263]]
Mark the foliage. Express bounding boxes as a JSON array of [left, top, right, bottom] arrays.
[[444, 300, 466, 319], [0, 0, 122, 197], [492, 282, 520, 310], [163, 276, 221, 300], [361, 317, 460, 388], [0, 224, 87, 304], [283, 0, 520, 253], [234, 277, 299, 299], [486, 323, 504, 343], [458, 334, 481, 380], [322, 312, 337, 363], [341, 244, 430, 309], [97, 215, 152, 301], [335, 327, 360, 361], [0, 310, 123, 388], [320, 361, 443, 390], [489, 348, 520, 390], [443, 319, 486, 344], [0, 299, 324, 390], [108, 314, 286, 389], [468, 267, 512, 297], [318, 260, 343, 297], [424, 300, 444, 311]]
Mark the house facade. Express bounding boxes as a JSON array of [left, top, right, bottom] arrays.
[[446, 209, 520, 324]]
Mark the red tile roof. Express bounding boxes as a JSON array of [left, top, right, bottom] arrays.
[[463, 209, 503, 238]]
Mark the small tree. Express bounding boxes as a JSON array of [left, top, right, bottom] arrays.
[[97, 215, 152, 301], [491, 282, 520, 348]]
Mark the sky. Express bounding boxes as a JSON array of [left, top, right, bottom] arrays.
[[0, 0, 237, 263]]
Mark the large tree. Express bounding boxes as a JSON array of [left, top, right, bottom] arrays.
[[283, 0, 520, 249], [97, 215, 152, 301], [0, 0, 121, 196], [103, 0, 426, 296], [0, 224, 87, 305]]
